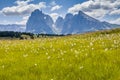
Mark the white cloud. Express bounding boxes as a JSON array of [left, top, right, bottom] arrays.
[[1, 0, 46, 16], [68, 1, 101, 14], [15, 16, 29, 25], [15, 0, 33, 6], [109, 18, 120, 24], [68, 0, 120, 19], [50, 13, 59, 22], [51, 5, 62, 11], [86, 9, 109, 19], [109, 9, 120, 15]]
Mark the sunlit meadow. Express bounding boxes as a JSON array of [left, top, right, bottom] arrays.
[[0, 29, 120, 80]]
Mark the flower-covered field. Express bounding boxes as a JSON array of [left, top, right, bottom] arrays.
[[0, 29, 120, 80]]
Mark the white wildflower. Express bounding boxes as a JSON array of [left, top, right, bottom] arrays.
[[2, 65, 4, 69], [79, 66, 84, 69], [85, 53, 88, 56], [105, 48, 108, 51], [90, 42, 93, 46], [92, 48, 94, 50], [23, 54, 28, 57], [46, 52, 48, 55], [75, 50, 79, 54], [47, 56, 51, 59], [61, 52, 64, 55], [34, 64, 37, 66]]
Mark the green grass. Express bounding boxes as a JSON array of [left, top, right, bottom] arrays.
[[0, 29, 120, 80]]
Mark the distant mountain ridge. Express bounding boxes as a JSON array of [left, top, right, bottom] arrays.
[[55, 11, 120, 34], [0, 24, 25, 32]]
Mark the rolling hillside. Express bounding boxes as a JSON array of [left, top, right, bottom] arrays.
[[0, 28, 120, 80]]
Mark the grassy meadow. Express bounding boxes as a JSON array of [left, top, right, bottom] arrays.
[[0, 29, 120, 80]]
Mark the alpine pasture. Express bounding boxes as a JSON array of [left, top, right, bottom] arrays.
[[0, 29, 120, 80]]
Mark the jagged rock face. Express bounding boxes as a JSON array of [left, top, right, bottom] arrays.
[[55, 11, 114, 34], [55, 16, 64, 32], [61, 13, 73, 34], [26, 9, 54, 34]]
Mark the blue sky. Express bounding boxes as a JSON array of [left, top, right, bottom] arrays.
[[0, 0, 120, 25]]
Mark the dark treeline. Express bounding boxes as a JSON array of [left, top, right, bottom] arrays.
[[0, 31, 64, 39]]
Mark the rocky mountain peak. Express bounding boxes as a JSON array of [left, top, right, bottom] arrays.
[[26, 9, 54, 34]]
